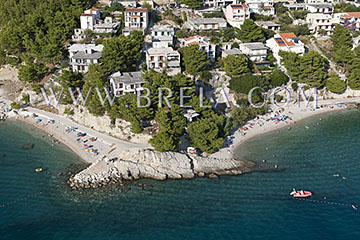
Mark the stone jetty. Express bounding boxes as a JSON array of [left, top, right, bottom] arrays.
[[68, 149, 254, 189]]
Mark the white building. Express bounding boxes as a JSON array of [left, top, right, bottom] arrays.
[[221, 48, 243, 58], [333, 12, 360, 31], [111, 0, 138, 7], [245, 0, 275, 16], [180, 36, 217, 62], [80, 8, 101, 30], [72, 29, 86, 42], [72, 8, 120, 41], [123, 8, 149, 36], [306, 13, 336, 35], [68, 44, 104, 73], [109, 71, 145, 97], [239, 42, 268, 62], [151, 25, 176, 48], [184, 18, 227, 31], [266, 33, 305, 62], [202, 0, 239, 8], [146, 47, 181, 76], [256, 21, 281, 32], [306, 3, 333, 14], [224, 4, 251, 28]]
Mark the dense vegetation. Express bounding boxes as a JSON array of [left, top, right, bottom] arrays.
[[279, 51, 327, 88], [0, 0, 93, 64], [236, 19, 264, 43], [326, 75, 346, 93]]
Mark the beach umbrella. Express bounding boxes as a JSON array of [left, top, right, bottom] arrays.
[[77, 132, 82, 137]]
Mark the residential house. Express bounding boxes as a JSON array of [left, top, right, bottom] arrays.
[[256, 21, 281, 32], [284, 3, 305, 11], [72, 29, 86, 42], [146, 47, 181, 76], [184, 18, 227, 31], [333, 12, 360, 31], [151, 25, 176, 48], [306, 13, 336, 35], [72, 8, 120, 41], [202, 0, 239, 8], [123, 8, 149, 36], [245, 0, 275, 16], [111, 0, 138, 7], [224, 4, 251, 28], [221, 48, 243, 58], [80, 8, 101, 30], [109, 71, 145, 97], [239, 42, 268, 62], [306, 3, 333, 14], [93, 17, 121, 34], [180, 36, 217, 61], [68, 44, 104, 73], [266, 33, 305, 62]]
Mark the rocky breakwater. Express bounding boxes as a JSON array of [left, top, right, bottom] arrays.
[[68, 149, 255, 189]]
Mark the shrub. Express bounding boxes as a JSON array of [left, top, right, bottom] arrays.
[[326, 75, 346, 93], [10, 102, 21, 109], [64, 107, 74, 116]]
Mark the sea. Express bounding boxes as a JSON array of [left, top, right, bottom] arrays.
[[1, 109, 360, 240]]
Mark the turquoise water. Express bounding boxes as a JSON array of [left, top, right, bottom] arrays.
[[1, 110, 360, 240]]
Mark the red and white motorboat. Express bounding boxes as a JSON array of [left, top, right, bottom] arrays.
[[290, 188, 312, 198]]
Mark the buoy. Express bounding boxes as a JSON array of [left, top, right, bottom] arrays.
[[35, 168, 43, 172]]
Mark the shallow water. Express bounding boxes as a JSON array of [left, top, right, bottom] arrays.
[[1, 110, 360, 240]]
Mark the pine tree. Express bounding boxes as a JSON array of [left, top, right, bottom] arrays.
[[223, 54, 249, 77], [236, 19, 264, 42], [182, 45, 209, 76]]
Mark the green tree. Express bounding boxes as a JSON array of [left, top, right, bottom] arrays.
[[82, 64, 107, 116], [326, 75, 346, 93], [223, 54, 249, 77], [18, 62, 48, 82], [187, 118, 224, 154], [101, 31, 144, 74], [269, 70, 289, 87], [236, 19, 264, 42], [182, 45, 209, 76], [149, 130, 180, 152], [331, 24, 352, 50], [348, 69, 360, 90], [229, 73, 268, 94], [180, 0, 202, 9], [275, 3, 288, 16], [333, 45, 354, 67], [59, 70, 84, 104], [279, 51, 327, 88], [109, 93, 154, 133]]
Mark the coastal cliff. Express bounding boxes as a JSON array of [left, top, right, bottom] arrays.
[[68, 149, 254, 189]]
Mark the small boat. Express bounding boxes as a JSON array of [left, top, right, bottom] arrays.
[[290, 188, 312, 198], [35, 168, 43, 172]]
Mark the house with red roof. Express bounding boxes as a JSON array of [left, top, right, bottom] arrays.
[[266, 33, 305, 62], [224, 4, 251, 28], [333, 12, 360, 31], [72, 8, 120, 41]]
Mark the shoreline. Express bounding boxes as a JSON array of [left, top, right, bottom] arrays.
[[210, 102, 354, 160], [14, 117, 93, 164]]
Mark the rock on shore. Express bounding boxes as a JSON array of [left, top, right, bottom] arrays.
[[68, 149, 254, 189]]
